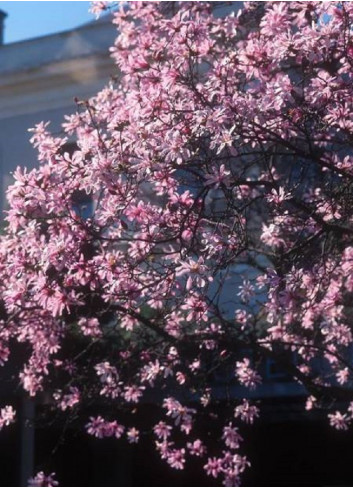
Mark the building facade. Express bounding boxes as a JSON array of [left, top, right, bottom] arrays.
[[0, 11, 116, 213]]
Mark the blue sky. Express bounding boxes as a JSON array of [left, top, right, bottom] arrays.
[[0, 2, 94, 44]]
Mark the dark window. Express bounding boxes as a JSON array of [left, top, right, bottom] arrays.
[[62, 143, 94, 219]]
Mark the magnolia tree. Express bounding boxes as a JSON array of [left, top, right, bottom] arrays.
[[1, 1, 353, 485]]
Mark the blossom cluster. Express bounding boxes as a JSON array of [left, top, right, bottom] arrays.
[[1, 1, 353, 485]]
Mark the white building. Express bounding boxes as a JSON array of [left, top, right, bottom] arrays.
[[0, 10, 116, 213]]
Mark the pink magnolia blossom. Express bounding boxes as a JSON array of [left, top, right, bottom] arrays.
[[328, 411, 350, 431], [187, 439, 206, 457], [222, 423, 243, 450], [1, 1, 353, 485], [234, 400, 259, 424], [235, 359, 261, 390], [154, 421, 172, 440], [0, 405, 15, 428], [28, 472, 58, 487], [126, 427, 140, 444], [53, 387, 80, 411]]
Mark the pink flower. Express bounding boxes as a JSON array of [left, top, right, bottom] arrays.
[[124, 385, 145, 403], [163, 397, 195, 432], [28, 472, 58, 487], [261, 223, 285, 249], [0, 405, 16, 427], [114, 423, 125, 439], [237, 279, 255, 303], [204, 457, 223, 478], [222, 423, 243, 450], [78, 317, 102, 337], [85, 417, 124, 439], [328, 411, 349, 431], [187, 439, 206, 457], [234, 400, 259, 424], [336, 368, 349, 385], [266, 187, 291, 205], [126, 427, 140, 443], [204, 164, 230, 188], [89, 1, 109, 19], [95, 362, 118, 384], [235, 359, 261, 390], [305, 396, 317, 411], [154, 421, 172, 440], [53, 387, 80, 411], [181, 295, 209, 322], [167, 448, 185, 470], [175, 257, 211, 290], [86, 416, 110, 438]]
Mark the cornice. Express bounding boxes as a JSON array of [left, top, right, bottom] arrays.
[[0, 54, 116, 120]]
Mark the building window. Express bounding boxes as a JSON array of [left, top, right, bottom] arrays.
[[71, 189, 94, 220], [61, 142, 94, 220]]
